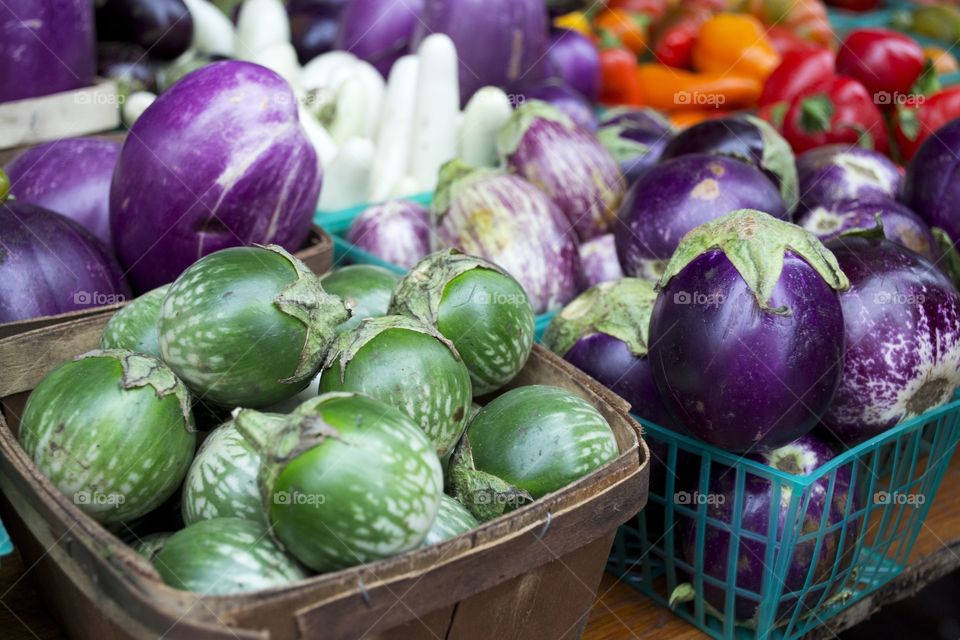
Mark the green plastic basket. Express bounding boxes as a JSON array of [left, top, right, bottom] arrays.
[[608, 395, 960, 639], [0, 516, 10, 558]]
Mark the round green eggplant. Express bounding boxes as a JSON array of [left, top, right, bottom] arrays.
[[423, 495, 478, 546], [390, 250, 535, 394], [131, 531, 171, 562], [19, 350, 196, 524], [100, 284, 170, 357], [153, 518, 308, 595], [451, 385, 619, 521], [158, 245, 348, 408], [321, 265, 399, 333], [235, 392, 444, 573], [318, 315, 472, 459]]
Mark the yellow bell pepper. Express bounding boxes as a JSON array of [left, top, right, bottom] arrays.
[[692, 13, 781, 82], [554, 11, 593, 36]]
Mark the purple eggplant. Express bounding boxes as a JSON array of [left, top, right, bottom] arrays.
[[344, 200, 432, 269], [412, 0, 549, 104], [796, 197, 938, 262], [578, 234, 623, 288], [597, 108, 675, 186], [5, 137, 121, 249], [288, 0, 345, 64], [96, 0, 194, 61], [648, 210, 848, 452], [110, 61, 321, 292], [520, 81, 597, 131], [543, 278, 674, 427], [499, 100, 625, 242], [903, 118, 960, 244], [0, 0, 95, 103], [96, 42, 158, 96], [796, 144, 901, 213], [821, 236, 960, 445], [659, 115, 799, 211], [335, 0, 424, 77], [432, 161, 581, 314], [544, 28, 599, 102], [675, 433, 858, 623], [615, 155, 788, 280]]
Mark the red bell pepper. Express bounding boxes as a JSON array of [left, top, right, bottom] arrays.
[[766, 25, 824, 57], [598, 35, 642, 105], [759, 48, 834, 107], [893, 86, 960, 161], [836, 28, 926, 102], [781, 75, 890, 155], [650, 0, 726, 68]]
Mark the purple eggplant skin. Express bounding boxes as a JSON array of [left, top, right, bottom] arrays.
[[0, 0, 95, 103], [578, 234, 623, 288], [412, 0, 549, 104], [545, 28, 599, 102], [0, 200, 131, 323], [821, 237, 960, 445], [288, 1, 344, 64], [335, 0, 424, 77], [679, 433, 858, 623], [5, 138, 121, 250], [797, 197, 938, 262], [796, 144, 901, 213], [615, 155, 788, 280], [110, 61, 321, 293], [903, 118, 960, 244], [344, 200, 432, 269], [96, 42, 158, 95], [499, 101, 625, 242], [520, 82, 597, 131], [96, 0, 194, 61], [597, 108, 675, 186]]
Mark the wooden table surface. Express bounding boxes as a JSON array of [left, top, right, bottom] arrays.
[[1, 454, 958, 640]]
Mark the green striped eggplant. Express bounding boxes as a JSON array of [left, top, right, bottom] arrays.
[[321, 265, 399, 333], [158, 245, 348, 408], [153, 518, 308, 595], [390, 249, 535, 395], [423, 495, 479, 546], [235, 392, 443, 573], [100, 284, 170, 357], [318, 315, 472, 460], [19, 350, 196, 524]]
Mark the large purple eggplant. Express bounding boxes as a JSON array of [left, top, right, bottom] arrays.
[[96, 0, 194, 61], [903, 118, 960, 244], [0, 0, 95, 103], [344, 200, 431, 269], [110, 61, 321, 292], [615, 155, 788, 280], [544, 28, 599, 102], [796, 197, 937, 262], [659, 115, 799, 211], [821, 236, 960, 445], [499, 100, 625, 242], [597, 108, 674, 186], [578, 234, 623, 288], [796, 144, 901, 213], [648, 210, 848, 452], [520, 81, 597, 131], [432, 161, 580, 314], [335, 0, 424, 77], [412, 0, 549, 103], [674, 433, 858, 623], [5, 137, 121, 249]]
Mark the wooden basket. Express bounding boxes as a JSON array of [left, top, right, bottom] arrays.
[[0, 313, 649, 640]]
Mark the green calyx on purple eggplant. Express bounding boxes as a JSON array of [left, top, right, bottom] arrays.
[[0, 169, 9, 202], [496, 99, 577, 158], [431, 160, 498, 224]]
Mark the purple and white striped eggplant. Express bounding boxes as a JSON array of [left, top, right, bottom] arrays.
[[432, 162, 581, 314], [673, 433, 858, 624], [615, 155, 788, 280], [520, 81, 598, 131], [821, 236, 960, 444], [903, 118, 960, 244], [648, 210, 848, 452], [498, 100, 625, 242], [796, 197, 938, 262], [578, 234, 623, 288], [796, 144, 901, 213], [344, 199, 431, 269], [597, 108, 674, 186]]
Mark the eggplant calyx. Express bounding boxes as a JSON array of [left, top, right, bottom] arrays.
[[432, 160, 499, 221], [542, 278, 656, 357], [596, 126, 654, 163], [448, 436, 533, 523], [0, 169, 9, 202], [657, 209, 850, 314], [799, 95, 834, 134], [496, 99, 577, 158], [932, 227, 960, 289], [746, 115, 799, 212], [668, 583, 696, 609], [836, 214, 886, 241]]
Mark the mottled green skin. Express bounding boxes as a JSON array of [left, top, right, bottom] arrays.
[[100, 285, 170, 357], [19, 353, 196, 524], [153, 518, 307, 595], [423, 495, 478, 546], [321, 265, 398, 333], [267, 394, 443, 572], [467, 385, 619, 498]]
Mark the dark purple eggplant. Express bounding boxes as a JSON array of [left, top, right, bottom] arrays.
[[903, 117, 960, 244], [288, 1, 343, 64], [96, 0, 194, 61], [648, 210, 848, 452], [336, 0, 424, 77], [520, 81, 597, 131], [578, 234, 623, 288], [615, 155, 788, 280], [796, 144, 901, 213], [96, 42, 158, 96], [545, 28, 599, 102], [597, 108, 675, 186]]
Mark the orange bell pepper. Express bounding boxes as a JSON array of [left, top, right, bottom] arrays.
[[554, 11, 593, 37], [636, 64, 763, 111], [593, 9, 650, 55], [692, 14, 781, 82], [924, 46, 959, 74], [670, 110, 725, 129]]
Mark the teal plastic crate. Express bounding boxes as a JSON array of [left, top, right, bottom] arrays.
[[314, 192, 434, 236], [0, 516, 11, 558], [608, 396, 960, 639]]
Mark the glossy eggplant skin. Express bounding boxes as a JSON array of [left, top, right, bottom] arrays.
[[96, 42, 158, 95], [288, 1, 343, 64], [903, 118, 960, 243], [96, 0, 194, 61]]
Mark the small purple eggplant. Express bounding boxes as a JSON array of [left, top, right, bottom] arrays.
[[903, 118, 960, 244], [544, 28, 599, 102], [796, 144, 901, 213], [615, 155, 788, 280], [597, 108, 675, 186], [498, 100, 625, 242], [821, 235, 960, 445], [335, 0, 423, 77], [648, 210, 848, 452], [520, 81, 597, 131], [288, 0, 345, 64], [578, 234, 623, 288], [345, 200, 431, 269]]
